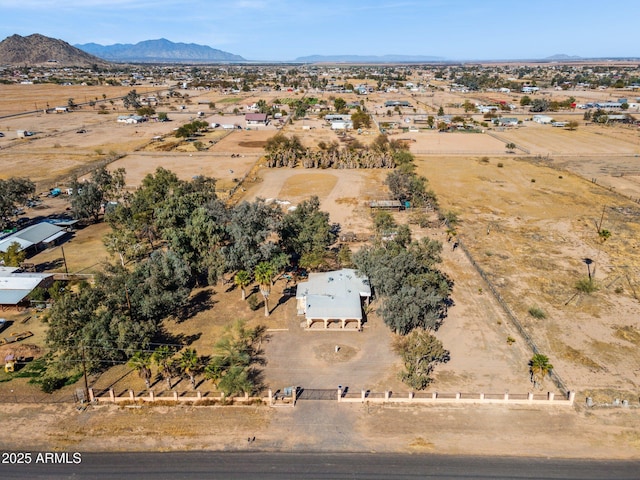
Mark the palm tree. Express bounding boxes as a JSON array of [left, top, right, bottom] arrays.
[[153, 345, 175, 389], [254, 262, 275, 317], [529, 354, 553, 388], [234, 270, 251, 301], [178, 348, 200, 389], [128, 351, 152, 389]]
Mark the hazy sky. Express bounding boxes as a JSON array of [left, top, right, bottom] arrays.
[[0, 0, 638, 61]]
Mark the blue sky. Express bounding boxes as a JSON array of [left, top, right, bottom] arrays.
[[0, 0, 638, 61]]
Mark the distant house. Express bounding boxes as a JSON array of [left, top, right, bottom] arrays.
[[532, 115, 554, 124], [384, 100, 411, 108], [496, 117, 518, 127], [245, 113, 268, 127], [324, 114, 351, 122], [0, 266, 54, 310], [330, 120, 353, 130], [522, 86, 540, 94], [0, 222, 67, 254], [296, 269, 371, 330], [117, 115, 146, 124]]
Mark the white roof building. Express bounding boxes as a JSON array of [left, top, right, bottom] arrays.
[[0, 267, 54, 308], [296, 269, 371, 330], [0, 223, 66, 253]]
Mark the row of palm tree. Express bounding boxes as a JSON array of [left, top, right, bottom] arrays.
[[128, 346, 200, 390], [127, 321, 266, 397], [234, 261, 276, 317]]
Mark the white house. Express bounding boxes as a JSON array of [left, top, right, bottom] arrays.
[[296, 269, 371, 330], [532, 115, 554, 124], [117, 115, 146, 124], [245, 113, 268, 127]]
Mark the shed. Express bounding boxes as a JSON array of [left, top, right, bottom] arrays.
[[0, 267, 54, 310], [0, 223, 66, 254]]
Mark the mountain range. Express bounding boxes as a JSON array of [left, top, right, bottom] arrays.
[[75, 38, 245, 63]]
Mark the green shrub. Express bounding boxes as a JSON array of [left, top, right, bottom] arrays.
[[528, 306, 546, 319], [247, 295, 261, 311], [576, 278, 598, 294], [40, 376, 67, 394]]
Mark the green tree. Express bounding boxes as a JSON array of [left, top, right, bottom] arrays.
[[437, 106, 445, 116], [254, 261, 275, 317], [178, 348, 201, 389], [334, 97, 347, 113], [0, 177, 35, 230], [234, 270, 251, 301], [351, 110, 371, 129], [204, 320, 265, 396], [505, 142, 517, 152], [0, 241, 26, 267], [278, 196, 335, 260], [153, 345, 175, 389], [529, 353, 553, 388], [530, 98, 549, 112], [520, 95, 532, 106], [122, 89, 141, 110], [128, 351, 153, 388], [393, 330, 449, 389]]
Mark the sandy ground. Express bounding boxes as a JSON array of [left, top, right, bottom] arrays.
[[2, 401, 640, 459]]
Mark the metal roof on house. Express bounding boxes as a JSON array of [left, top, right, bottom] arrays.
[[0, 272, 53, 305], [0, 223, 65, 253], [296, 269, 371, 320]]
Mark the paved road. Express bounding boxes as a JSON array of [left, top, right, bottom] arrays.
[[2, 452, 639, 479]]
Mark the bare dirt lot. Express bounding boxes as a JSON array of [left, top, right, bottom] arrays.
[[3, 84, 640, 458]]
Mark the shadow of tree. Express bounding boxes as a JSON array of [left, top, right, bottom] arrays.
[[177, 289, 216, 323]]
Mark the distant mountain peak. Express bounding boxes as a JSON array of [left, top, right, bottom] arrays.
[[0, 33, 107, 66], [76, 38, 245, 63], [546, 53, 582, 60]]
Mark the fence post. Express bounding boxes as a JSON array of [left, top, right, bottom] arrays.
[[109, 388, 115, 403], [361, 389, 366, 401], [528, 392, 534, 402], [568, 391, 575, 404], [409, 392, 414, 400], [88, 388, 95, 402], [149, 390, 155, 402], [480, 393, 485, 402], [548, 392, 555, 402], [173, 391, 178, 402], [455, 392, 461, 401], [268, 389, 273, 405], [432, 392, 437, 400], [337, 388, 342, 402], [503, 392, 509, 401], [384, 391, 390, 401], [128, 389, 135, 401], [197, 391, 202, 400]]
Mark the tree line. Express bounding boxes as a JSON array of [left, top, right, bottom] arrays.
[[264, 133, 410, 169]]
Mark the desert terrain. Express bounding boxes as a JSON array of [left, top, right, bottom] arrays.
[[1, 80, 640, 458]]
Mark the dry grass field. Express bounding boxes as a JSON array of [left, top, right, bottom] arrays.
[[416, 154, 640, 401]]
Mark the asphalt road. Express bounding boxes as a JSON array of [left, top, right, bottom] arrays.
[[2, 452, 639, 479]]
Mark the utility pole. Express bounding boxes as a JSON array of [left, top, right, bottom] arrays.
[[81, 345, 90, 403], [60, 246, 69, 275]]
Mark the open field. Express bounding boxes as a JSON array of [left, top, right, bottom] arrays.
[[416, 154, 640, 401]]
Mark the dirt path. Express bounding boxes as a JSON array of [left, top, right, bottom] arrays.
[[3, 401, 640, 459]]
